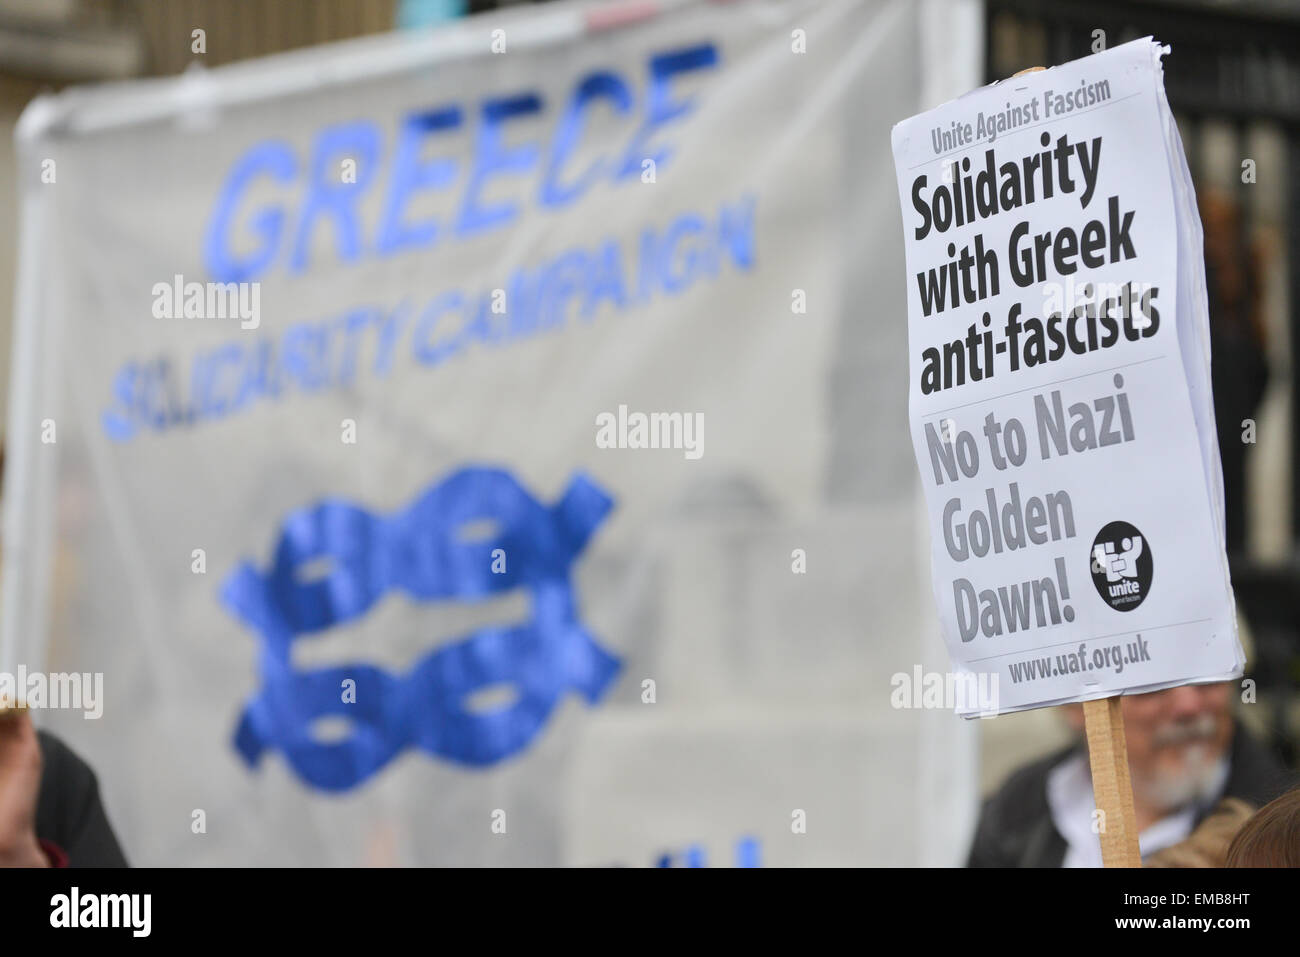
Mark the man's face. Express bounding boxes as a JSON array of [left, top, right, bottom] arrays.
[[1120, 683, 1234, 811]]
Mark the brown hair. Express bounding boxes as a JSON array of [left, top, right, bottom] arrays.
[[1225, 787, 1300, 868], [1145, 798, 1254, 868]]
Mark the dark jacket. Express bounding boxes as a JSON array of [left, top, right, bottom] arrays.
[[966, 723, 1294, 867], [35, 731, 128, 867]]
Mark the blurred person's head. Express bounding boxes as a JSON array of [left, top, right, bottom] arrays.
[[1225, 787, 1300, 867], [1198, 188, 1266, 343], [1065, 682, 1234, 815]]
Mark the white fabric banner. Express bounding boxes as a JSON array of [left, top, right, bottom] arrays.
[[5, 0, 978, 865]]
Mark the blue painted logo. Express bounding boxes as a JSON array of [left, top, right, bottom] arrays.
[[221, 466, 620, 791]]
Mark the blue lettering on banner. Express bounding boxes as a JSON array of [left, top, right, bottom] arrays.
[[458, 93, 543, 236], [103, 193, 756, 442], [653, 835, 761, 868], [220, 466, 620, 791], [541, 72, 633, 207], [617, 44, 719, 180], [376, 106, 462, 256], [203, 42, 719, 281], [203, 141, 297, 283]]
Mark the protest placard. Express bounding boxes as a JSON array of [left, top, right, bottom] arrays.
[[892, 38, 1244, 721]]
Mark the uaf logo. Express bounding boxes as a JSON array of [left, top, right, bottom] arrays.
[[1089, 520, 1153, 612], [221, 467, 620, 791]]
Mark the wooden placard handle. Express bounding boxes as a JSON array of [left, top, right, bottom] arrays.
[[1002, 61, 1142, 869], [1083, 696, 1143, 867]]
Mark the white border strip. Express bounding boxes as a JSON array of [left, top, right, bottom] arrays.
[[0, 152, 52, 674], [17, 0, 720, 142]]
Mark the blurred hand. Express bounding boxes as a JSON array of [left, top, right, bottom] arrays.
[[0, 708, 48, 867]]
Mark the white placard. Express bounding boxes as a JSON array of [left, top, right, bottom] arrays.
[[892, 38, 1242, 716]]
